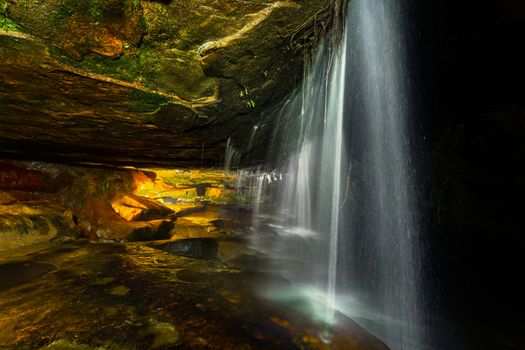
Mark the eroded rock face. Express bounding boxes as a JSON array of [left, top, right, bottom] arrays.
[[0, 0, 345, 167], [0, 160, 244, 243]]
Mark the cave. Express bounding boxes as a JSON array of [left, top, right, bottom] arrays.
[[1, 0, 524, 349]]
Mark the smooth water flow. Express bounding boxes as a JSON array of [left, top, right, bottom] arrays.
[[252, 0, 426, 349], [343, 1, 425, 349], [254, 30, 349, 330]]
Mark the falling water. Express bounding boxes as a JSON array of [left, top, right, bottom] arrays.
[[252, 0, 426, 349], [342, 1, 425, 349], [255, 20, 349, 330], [246, 125, 259, 152], [224, 137, 240, 170]]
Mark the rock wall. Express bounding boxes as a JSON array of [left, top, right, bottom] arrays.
[[0, 0, 346, 167]]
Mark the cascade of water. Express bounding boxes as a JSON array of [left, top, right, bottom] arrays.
[[253, 30, 349, 331], [250, 0, 425, 349], [341, 1, 425, 349], [324, 25, 347, 325]]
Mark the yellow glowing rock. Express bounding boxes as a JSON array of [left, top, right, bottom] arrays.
[[205, 187, 223, 198], [111, 194, 173, 222], [135, 169, 237, 204]]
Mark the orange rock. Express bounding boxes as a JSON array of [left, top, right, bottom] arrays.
[[111, 194, 173, 222]]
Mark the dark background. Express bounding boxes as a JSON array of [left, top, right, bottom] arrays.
[[415, 0, 525, 349]]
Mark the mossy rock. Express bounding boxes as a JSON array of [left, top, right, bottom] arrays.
[[0, 0, 346, 167]]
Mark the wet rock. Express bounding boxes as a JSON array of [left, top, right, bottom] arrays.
[[95, 218, 174, 242], [111, 194, 173, 222], [151, 238, 218, 260], [143, 318, 181, 349], [0, 261, 55, 292], [217, 239, 254, 262], [0, 203, 79, 252], [109, 285, 130, 296], [211, 219, 225, 228], [0, 241, 388, 350], [175, 205, 207, 218], [128, 219, 174, 241]]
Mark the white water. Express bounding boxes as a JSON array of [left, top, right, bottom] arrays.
[[252, 32, 349, 331], [343, 1, 425, 348], [249, 0, 426, 349]]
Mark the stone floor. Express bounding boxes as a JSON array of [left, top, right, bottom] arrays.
[[0, 233, 388, 350], [0, 163, 388, 349]]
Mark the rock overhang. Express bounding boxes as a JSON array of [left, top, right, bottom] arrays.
[[0, 0, 347, 168]]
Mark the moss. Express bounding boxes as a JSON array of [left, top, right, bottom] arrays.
[[0, 0, 8, 14], [132, 0, 141, 10], [73, 42, 161, 83], [138, 15, 147, 32], [130, 89, 169, 106], [0, 15, 20, 31], [94, 177, 111, 198], [52, 0, 105, 25]]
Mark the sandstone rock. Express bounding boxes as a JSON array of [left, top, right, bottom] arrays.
[[0, 0, 346, 167], [91, 212, 174, 242], [111, 193, 173, 221], [0, 203, 79, 253], [0, 161, 250, 242], [0, 163, 45, 192]]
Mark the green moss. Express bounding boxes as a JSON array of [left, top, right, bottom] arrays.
[[138, 15, 147, 32], [52, 0, 105, 24], [65, 42, 164, 86], [132, 0, 141, 10], [130, 90, 169, 106], [94, 177, 111, 197], [0, 0, 8, 14], [0, 15, 20, 31]]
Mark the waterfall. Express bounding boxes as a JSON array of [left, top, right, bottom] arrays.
[[342, 1, 426, 349], [254, 27, 350, 332], [252, 0, 426, 349]]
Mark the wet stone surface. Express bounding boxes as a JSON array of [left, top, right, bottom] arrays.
[[0, 239, 388, 350], [0, 261, 55, 292]]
